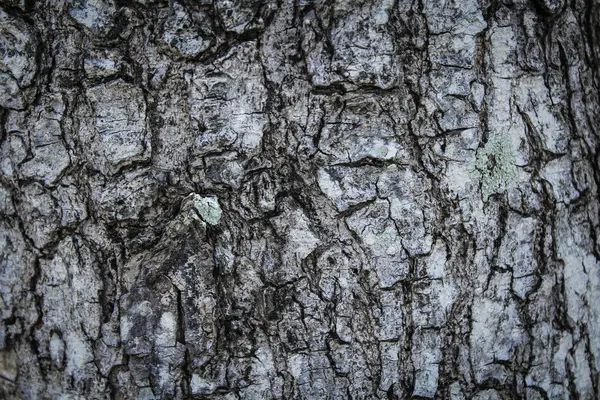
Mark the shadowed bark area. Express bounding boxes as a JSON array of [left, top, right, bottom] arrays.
[[1, 0, 599, 399]]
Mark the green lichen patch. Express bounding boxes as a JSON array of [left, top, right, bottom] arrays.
[[192, 195, 222, 225], [470, 134, 518, 201]]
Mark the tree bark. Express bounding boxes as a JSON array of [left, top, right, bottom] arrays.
[[1, 0, 599, 399]]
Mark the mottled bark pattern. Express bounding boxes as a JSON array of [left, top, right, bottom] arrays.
[[0, 0, 599, 399]]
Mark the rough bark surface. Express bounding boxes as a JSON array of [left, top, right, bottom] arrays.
[[1, 0, 599, 399]]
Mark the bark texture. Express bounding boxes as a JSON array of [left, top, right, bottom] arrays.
[[1, 0, 600, 399]]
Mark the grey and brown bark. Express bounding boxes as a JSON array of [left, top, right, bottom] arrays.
[[1, 0, 599, 399]]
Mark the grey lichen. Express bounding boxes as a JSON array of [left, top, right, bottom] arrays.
[[470, 134, 518, 201], [192, 194, 222, 226]]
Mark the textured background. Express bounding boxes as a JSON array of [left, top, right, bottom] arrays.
[[1, 0, 599, 399]]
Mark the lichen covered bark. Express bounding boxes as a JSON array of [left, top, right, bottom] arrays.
[[1, 0, 599, 399]]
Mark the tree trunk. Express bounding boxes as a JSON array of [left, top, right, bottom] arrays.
[[1, 0, 599, 398]]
